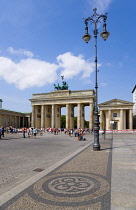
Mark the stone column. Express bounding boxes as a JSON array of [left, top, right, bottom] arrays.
[[4, 114, 6, 127], [77, 103, 81, 129], [129, 109, 133, 129], [41, 105, 45, 129], [31, 105, 35, 127], [45, 105, 51, 128], [108, 110, 112, 130], [123, 110, 126, 129], [89, 103, 93, 130], [120, 109, 124, 130], [100, 110, 103, 130], [14, 116, 17, 128], [35, 106, 39, 128], [69, 104, 74, 129], [27, 116, 30, 128], [66, 104, 70, 129], [80, 104, 84, 129], [51, 104, 55, 128], [55, 105, 61, 128], [9, 115, 11, 126], [19, 116, 20, 128], [22, 117, 24, 127]]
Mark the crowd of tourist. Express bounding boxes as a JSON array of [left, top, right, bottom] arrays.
[[45, 128, 90, 141], [0, 126, 91, 141]]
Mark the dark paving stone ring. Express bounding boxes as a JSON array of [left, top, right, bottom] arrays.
[[28, 172, 110, 207]]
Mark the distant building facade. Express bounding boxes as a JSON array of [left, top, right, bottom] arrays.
[[30, 89, 134, 131], [0, 99, 31, 128], [99, 99, 134, 130], [29, 90, 95, 129], [0, 86, 135, 130]]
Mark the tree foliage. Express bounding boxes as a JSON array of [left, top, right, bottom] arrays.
[[61, 115, 88, 128], [61, 115, 66, 128]]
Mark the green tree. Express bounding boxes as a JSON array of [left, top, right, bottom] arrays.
[[61, 115, 66, 128], [84, 120, 89, 128], [61, 115, 88, 129], [74, 117, 77, 128]]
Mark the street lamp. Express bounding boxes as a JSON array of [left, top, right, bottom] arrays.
[[82, 8, 110, 151]]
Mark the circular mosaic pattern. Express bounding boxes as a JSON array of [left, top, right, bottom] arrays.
[[43, 175, 96, 196], [29, 172, 110, 206]]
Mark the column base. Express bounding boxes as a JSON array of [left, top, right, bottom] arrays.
[[93, 145, 101, 151]]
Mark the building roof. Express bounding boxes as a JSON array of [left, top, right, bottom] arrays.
[[99, 98, 134, 107], [0, 108, 31, 115]]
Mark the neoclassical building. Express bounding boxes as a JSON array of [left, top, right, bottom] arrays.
[[29, 89, 134, 130], [99, 99, 134, 130], [29, 89, 95, 129], [0, 90, 134, 130], [0, 99, 31, 128]]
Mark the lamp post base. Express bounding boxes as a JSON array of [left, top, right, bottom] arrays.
[[93, 110, 100, 151], [93, 145, 100, 151]]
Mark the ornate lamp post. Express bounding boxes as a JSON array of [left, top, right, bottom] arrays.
[[82, 8, 110, 151]]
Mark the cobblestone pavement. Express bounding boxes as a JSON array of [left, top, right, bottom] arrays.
[[0, 133, 136, 209], [0, 132, 93, 196], [0, 132, 112, 210]]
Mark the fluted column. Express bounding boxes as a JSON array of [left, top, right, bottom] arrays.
[[89, 103, 93, 130], [77, 103, 81, 129], [129, 109, 133, 129], [31, 105, 35, 127], [69, 104, 74, 129], [45, 105, 51, 128], [80, 104, 84, 129], [14, 116, 17, 128], [9, 115, 11, 126], [55, 105, 61, 128], [19, 116, 20, 128], [100, 110, 103, 130], [123, 110, 126, 129], [22, 117, 24, 127], [4, 114, 6, 127], [28, 116, 31, 128], [41, 105, 45, 129], [66, 104, 70, 129], [51, 104, 55, 128], [108, 110, 112, 130], [120, 109, 124, 130]]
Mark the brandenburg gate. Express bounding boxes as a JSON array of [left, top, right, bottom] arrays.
[[29, 89, 95, 129]]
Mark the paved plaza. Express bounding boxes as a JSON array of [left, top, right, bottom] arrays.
[[0, 132, 136, 209]]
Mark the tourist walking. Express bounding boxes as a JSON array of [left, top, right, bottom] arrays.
[[33, 128, 37, 139], [2, 126, 4, 137], [22, 127, 26, 138]]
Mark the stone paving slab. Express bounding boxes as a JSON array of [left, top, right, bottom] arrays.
[[1, 133, 136, 209], [0, 132, 92, 196], [0, 138, 112, 210], [111, 134, 136, 209]]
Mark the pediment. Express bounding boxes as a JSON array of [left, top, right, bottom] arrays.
[[99, 98, 134, 107]]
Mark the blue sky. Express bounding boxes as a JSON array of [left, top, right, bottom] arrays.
[[0, 0, 135, 117]]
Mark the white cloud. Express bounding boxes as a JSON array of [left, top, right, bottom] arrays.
[[7, 47, 34, 58], [0, 57, 58, 89], [57, 52, 100, 79], [0, 51, 102, 90], [88, 0, 112, 14]]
